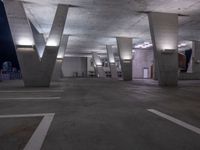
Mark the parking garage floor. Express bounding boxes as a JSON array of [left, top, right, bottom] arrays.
[[0, 78, 200, 150]]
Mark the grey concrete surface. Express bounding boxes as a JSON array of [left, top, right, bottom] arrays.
[[148, 12, 178, 86], [52, 59, 63, 81], [62, 57, 87, 77], [4, 1, 68, 87], [30, 22, 46, 58], [9, 0, 200, 55], [133, 49, 154, 79], [52, 35, 69, 81], [106, 45, 118, 79], [117, 37, 133, 81], [0, 79, 200, 150], [0, 117, 42, 150], [92, 53, 106, 78]]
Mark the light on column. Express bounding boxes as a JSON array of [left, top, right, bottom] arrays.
[[46, 39, 58, 47], [109, 57, 115, 64], [18, 38, 34, 46], [95, 61, 102, 66], [121, 52, 132, 60]]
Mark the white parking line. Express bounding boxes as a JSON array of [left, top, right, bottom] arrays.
[[23, 113, 55, 150], [0, 90, 64, 93], [0, 113, 55, 150], [148, 109, 200, 135], [0, 113, 51, 118], [0, 97, 61, 100]]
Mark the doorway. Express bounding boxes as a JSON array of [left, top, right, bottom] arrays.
[[143, 68, 149, 79]]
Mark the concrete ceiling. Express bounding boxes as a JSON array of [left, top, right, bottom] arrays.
[[16, 0, 200, 55]]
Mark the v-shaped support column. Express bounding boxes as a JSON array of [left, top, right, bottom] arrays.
[[92, 53, 106, 78], [148, 12, 178, 86], [30, 22, 69, 81], [4, 0, 68, 87], [52, 35, 69, 81], [106, 45, 118, 79], [116, 37, 133, 81]]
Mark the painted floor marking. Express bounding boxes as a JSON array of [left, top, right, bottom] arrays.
[[148, 109, 200, 135], [0, 90, 64, 93], [0, 97, 61, 100], [0, 113, 55, 150]]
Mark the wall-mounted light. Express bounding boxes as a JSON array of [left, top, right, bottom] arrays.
[[18, 38, 34, 46], [109, 58, 115, 64], [46, 39, 58, 47], [95, 62, 102, 66]]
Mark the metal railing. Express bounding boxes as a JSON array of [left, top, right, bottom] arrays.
[[0, 72, 22, 80]]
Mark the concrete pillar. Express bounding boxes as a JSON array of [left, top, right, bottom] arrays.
[[30, 22, 46, 58], [106, 45, 118, 78], [192, 41, 200, 73], [4, 0, 68, 87], [116, 37, 133, 81], [52, 35, 68, 81], [92, 53, 106, 78], [52, 59, 63, 80], [30, 22, 68, 81], [148, 12, 178, 86]]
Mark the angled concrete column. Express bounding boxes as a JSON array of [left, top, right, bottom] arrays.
[[116, 37, 133, 81], [52, 59, 63, 80], [192, 41, 200, 73], [4, 0, 68, 87], [30, 22, 46, 58], [106, 45, 118, 78], [92, 53, 106, 78], [148, 12, 178, 86], [52, 35, 68, 81], [30, 22, 68, 81]]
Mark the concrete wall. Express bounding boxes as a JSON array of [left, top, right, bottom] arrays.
[[133, 49, 154, 79], [62, 57, 87, 77], [87, 57, 110, 72]]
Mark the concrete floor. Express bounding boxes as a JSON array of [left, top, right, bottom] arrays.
[[0, 78, 200, 150]]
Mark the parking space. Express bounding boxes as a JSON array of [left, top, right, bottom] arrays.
[[0, 79, 200, 150]]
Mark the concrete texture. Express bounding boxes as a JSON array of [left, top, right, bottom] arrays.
[[133, 49, 154, 79], [11, 0, 200, 56], [30, 22, 46, 58], [117, 37, 133, 81], [191, 41, 200, 73], [62, 57, 87, 77], [52, 35, 69, 81], [106, 45, 118, 79], [4, 1, 68, 87], [52, 59, 63, 81], [0, 79, 200, 150], [92, 53, 106, 78], [148, 12, 178, 86], [0, 117, 42, 150]]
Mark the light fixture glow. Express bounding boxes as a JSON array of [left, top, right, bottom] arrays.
[[178, 43, 187, 48], [122, 55, 132, 60], [18, 38, 33, 46], [95, 61, 102, 66], [46, 40, 58, 46], [57, 54, 64, 59], [109, 60, 115, 64], [134, 42, 152, 49], [108, 56, 115, 63]]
